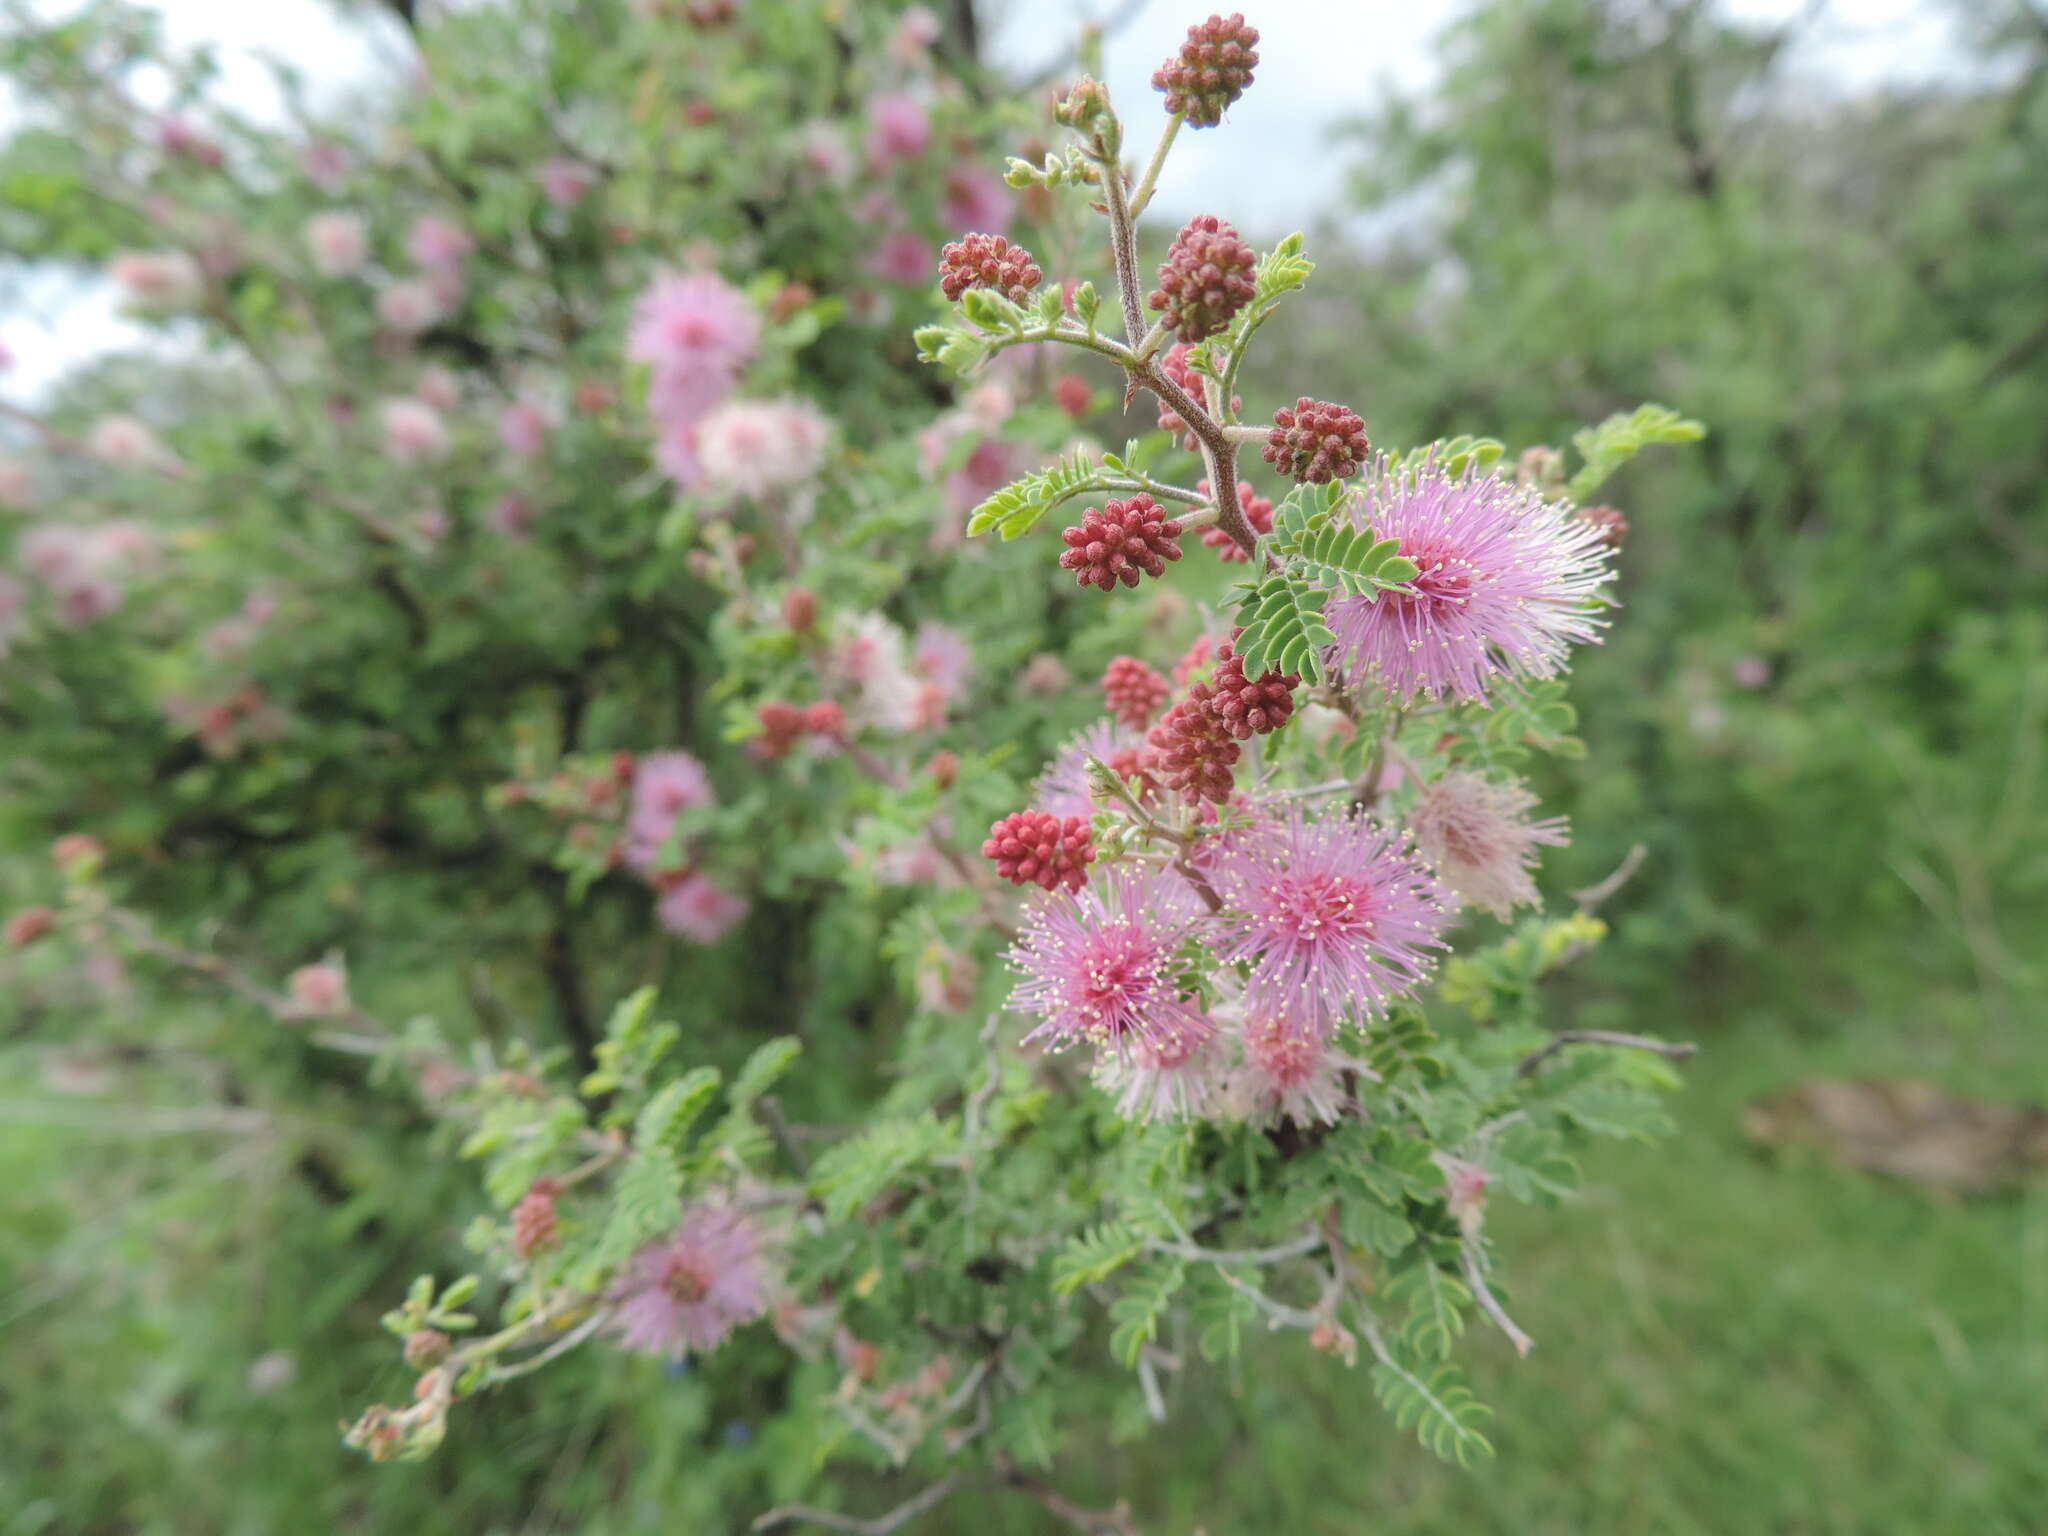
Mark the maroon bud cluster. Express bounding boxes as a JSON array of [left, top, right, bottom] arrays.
[[1263, 397, 1370, 483], [1101, 655, 1172, 729], [781, 586, 818, 632], [982, 810, 1095, 893], [1197, 479, 1273, 563], [1059, 494, 1184, 591], [1148, 216, 1256, 342], [939, 233, 1044, 305], [1152, 13, 1261, 128], [5, 906, 54, 947], [1146, 696, 1240, 805], [1203, 631, 1300, 739], [753, 700, 845, 760], [511, 1183, 559, 1259], [1578, 504, 1630, 545], [1155, 342, 1242, 451]]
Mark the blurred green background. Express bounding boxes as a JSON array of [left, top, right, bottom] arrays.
[[4, 0, 2044, 1530]]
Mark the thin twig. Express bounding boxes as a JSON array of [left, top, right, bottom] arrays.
[[995, 1455, 1140, 1536], [752, 1475, 961, 1534], [481, 1308, 611, 1384], [1573, 843, 1647, 912], [1514, 1030, 1697, 1079], [1460, 1243, 1533, 1358]]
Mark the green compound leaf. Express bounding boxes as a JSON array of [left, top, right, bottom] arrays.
[[1231, 570, 1335, 684], [1566, 402, 1705, 501], [1370, 1346, 1495, 1466], [966, 445, 1104, 540], [1050, 1223, 1145, 1296]]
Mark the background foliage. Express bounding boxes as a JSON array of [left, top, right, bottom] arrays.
[[2, 0, 2043, 1531]]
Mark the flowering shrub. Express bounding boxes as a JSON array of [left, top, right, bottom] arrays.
[[1, 1, 1704, 1527]]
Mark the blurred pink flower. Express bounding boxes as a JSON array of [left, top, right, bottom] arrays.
[[539, 156, 597, 210], [865, 91, 931, 162], [942, 167, 1011, 236], [866, 230, 933, 288], [110, 250, 203, 310], [407, 215, 473, 273], [608, 1204, 768, 1357], [304, 211, 369, 276], [656, 874, 749, 943], [496, 400, 551, 461], [377, 279, 441, 335], [378, 397, 450, 464]]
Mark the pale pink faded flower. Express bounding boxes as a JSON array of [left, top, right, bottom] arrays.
[[538, 156, 597, 210], [304, 211, 369, 276], [286, 961, 350, 1018], [378, 396, 450, 464], [1006, 867, 1213, 1056], [657, 874, 749, 943], [609, 1204, 769, 1358], [407, 215, 473, 274], [377, 279, 441, 335], [155, 115, 222, 167], [1228, 1009, 1373, 1129], [87, 415, 179, 473], [415, 367, 462, 411], [1019, 653, 1069, 697], [913, 622, 972, 698], [496, 399, 551, 461], [1731, 655, 1771, 689], [865, 91, 931, 162], [1327, 458, 1614, 703], [1435, 1153, 1492, 1232], [1408, 770, 1568, 920], [301, 139, 353, 192], [829, 612, 924, 735], [695, 398, 831, 499], [942, 437, 1029, 515], [1092, 1022, 1230, 1122], [110, 250, 204, 311], [888, 5, 943, 63], [795, 121, 856, 186]]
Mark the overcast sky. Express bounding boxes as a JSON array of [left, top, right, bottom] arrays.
[[0, 0, 1972, 401]]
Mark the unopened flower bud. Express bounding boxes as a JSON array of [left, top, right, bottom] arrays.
[[782, 587, 818, 633], [404, 1329, 451, 1369]]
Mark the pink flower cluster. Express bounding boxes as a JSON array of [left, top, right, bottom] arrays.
[[626, 271, 761, 488], [619, 751, 748, 943]]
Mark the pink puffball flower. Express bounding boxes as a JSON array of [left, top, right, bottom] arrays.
[[285, 961, 350, 1018], [1209, 807, 1449, 1035], [652, 416, 704, 489], [539, 157, 597, 210], [867, 231, 934, 289], [865, 91, 931, 162], [378, 397, 450, 464], [155, 115, 222, 167], [415, 367, 462, 411], [1327, 457, 1615, 703], [1408, 770, 1568, 920], [609, 1204, 769, 1359], [628, 271, 760, 419], [694, 398, 831, 500], [87, 415, 178, 473], [942, 167, 1012, 237], [1731, 654, 1771, 689], [301, 138, 353, 192], [304, 211, 369, 276], [889, 5, 943, 63], [109, 250, 204, 311], [377, 279, 441, 335], [624, 750, 715, 872], [795, 120, 856, 186], [496, 399, 551, 461], [656, 874, 749, 943], [406, 215, 473, 274], [1005, 866, 1213, 1056], [1092, 1023, 1230, 1123], [1229, 1010, 1374, 1129]]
